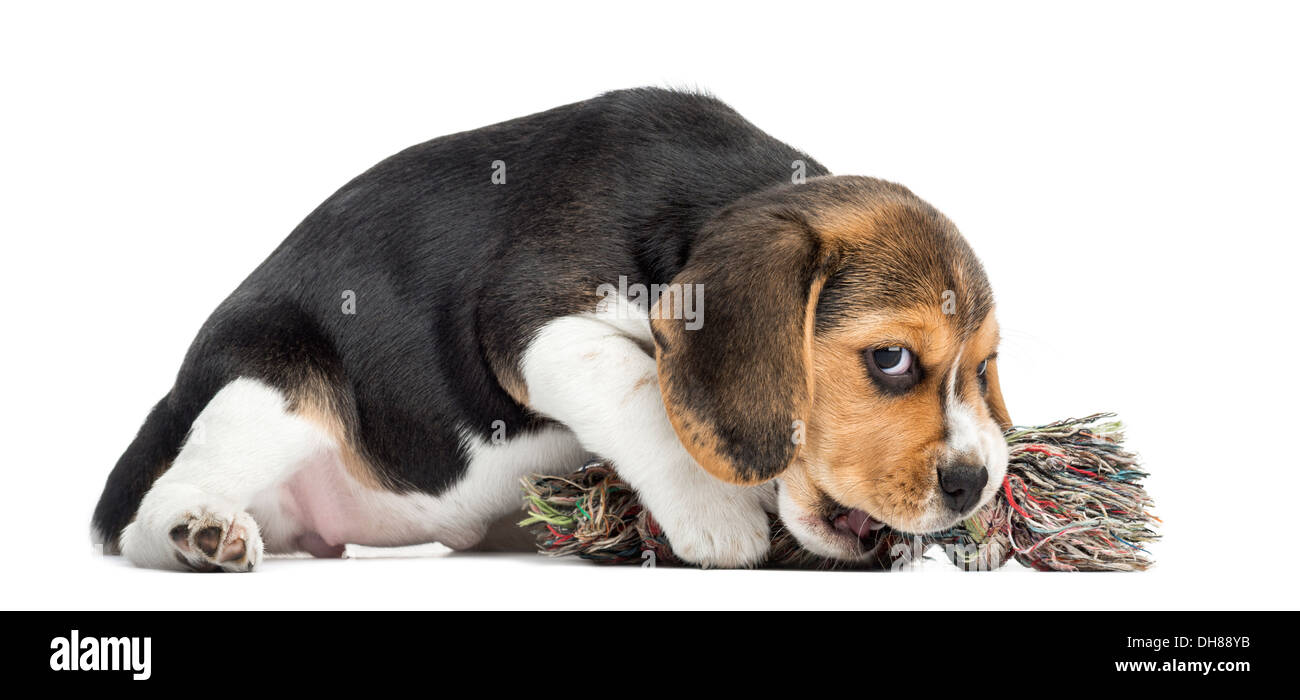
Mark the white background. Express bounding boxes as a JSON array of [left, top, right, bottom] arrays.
[[2, 1, 1297, 610]]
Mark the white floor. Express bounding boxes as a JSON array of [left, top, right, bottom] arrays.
[[7, 535, 1282, 611]]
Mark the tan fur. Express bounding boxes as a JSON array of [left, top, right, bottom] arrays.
[[495, 369, 531, 407], [787, 308, 1005, 527], [288, 379, 384, 490], [983, 357, 1012, 430]]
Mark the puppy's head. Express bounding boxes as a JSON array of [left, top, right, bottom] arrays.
[[652, 175, 1010, 563]]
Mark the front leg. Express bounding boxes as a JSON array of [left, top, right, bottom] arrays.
[[522, 314, 772, 568]]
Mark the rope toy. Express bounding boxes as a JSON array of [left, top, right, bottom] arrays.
[[519, 414, 1159, 571]]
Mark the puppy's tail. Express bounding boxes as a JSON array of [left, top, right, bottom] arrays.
[[91, 393, 195, 554]]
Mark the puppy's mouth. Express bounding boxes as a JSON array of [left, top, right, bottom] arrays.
[[823, 505, 894, 551]]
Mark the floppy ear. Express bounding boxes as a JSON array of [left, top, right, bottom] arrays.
[[984, 358, 1012, 430], [652, 206, 837, 485]]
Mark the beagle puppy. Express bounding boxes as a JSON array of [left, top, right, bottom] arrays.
[[91, 88, 1010, 571]]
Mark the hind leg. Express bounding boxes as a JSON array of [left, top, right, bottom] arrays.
[[124, 482, 264, 572], [120, 377, 333, 572]]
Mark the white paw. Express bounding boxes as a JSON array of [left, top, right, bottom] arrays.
[[167, 508, 263, 572], [655, 490, 771, 568]]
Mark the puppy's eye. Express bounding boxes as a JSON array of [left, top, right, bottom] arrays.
[[873, 347, 912, 375], [864, 345, 921, 395], [977, 359, 988, 376]]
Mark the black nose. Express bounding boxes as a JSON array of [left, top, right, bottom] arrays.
[[938, 463, 988, 514]]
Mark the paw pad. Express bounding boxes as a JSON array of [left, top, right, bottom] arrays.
[[194, 526, 222, 557], [169, 511, 262, 572]]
